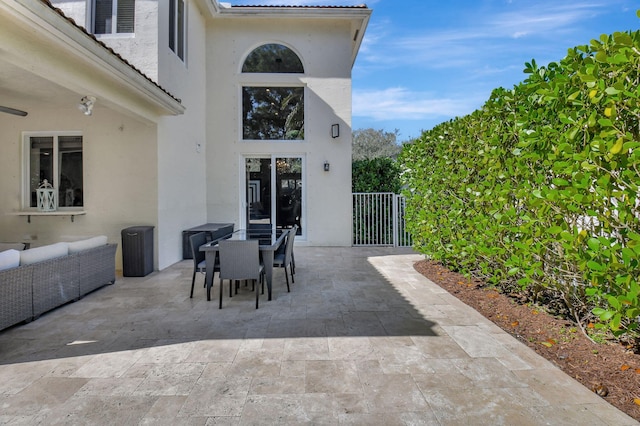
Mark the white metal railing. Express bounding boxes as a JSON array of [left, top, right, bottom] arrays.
[[353, 193, 412, 247]]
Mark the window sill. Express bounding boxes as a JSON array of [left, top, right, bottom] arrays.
[[12, 211, 86, 223]]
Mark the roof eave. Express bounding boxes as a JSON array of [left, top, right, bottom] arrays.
[[212, 5, 372, 69], [193, 0, 221, 19], [10, 0, 185, 116]]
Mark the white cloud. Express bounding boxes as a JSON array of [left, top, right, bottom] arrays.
[[489, 3, 606, 38], [358, 1, 610, 70], [352, 87, 482, 121]]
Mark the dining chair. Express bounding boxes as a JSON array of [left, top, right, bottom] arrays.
[[218, 239, 265, 309], [273, 224, 297, 292], [189, 232, 210, 298]]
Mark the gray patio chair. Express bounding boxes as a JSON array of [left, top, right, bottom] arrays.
[[189, 232, 214, 298], [273, 224, 297, 292], [274, 227, 296, 274], [218, 239, 265, 309]]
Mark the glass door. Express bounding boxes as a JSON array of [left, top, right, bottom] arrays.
[[244, 156, 303, 236], [246, 157, 272, 229], [275, 157, 302, 234]]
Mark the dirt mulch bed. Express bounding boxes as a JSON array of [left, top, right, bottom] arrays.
[[414, 259, 640, 421]]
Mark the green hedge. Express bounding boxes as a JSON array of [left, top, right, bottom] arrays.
[[352, 157, 402, 193], [399, 29, 640, 341]]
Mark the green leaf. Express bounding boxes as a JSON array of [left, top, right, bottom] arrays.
[[508, 267, 520, 276], [567, 90, 581, 101], [627, 232, 640, 241], [587, 260, 605, 271], [599, 310, 615, 321], [580, 73, 597, 82], [587, 237, 600, 251], [548, 226, 563, 235], [611, 313, 622, 331], [595, 51, 608, 63], [607, 295, 622, 310], [610, 138, 624, 154]]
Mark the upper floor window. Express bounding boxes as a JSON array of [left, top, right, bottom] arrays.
[[242, 44, 304, 73], [93, 0, 135, 35], [242, 87, 304, 140], [169, 0, 186, 61], [23, 133, 83, 209], [242, 44, 305, 141]]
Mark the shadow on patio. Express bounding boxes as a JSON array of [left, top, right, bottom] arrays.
[[1, 247, 635, 424], [0, 247, 439, 365]]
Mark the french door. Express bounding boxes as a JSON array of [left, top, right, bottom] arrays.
[[244, 156, 303, 236]]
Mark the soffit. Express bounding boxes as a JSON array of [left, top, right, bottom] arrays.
[[0, 0, 185, 121], [211, 3, 372, 68]]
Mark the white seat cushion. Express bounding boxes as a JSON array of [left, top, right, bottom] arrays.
[[68, 236, 108, 254], [20, 242, 69, 265], [0, 249, 21, 271]]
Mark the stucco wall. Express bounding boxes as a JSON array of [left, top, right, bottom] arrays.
[[37, 1, 209, 270], [0, 107, 158, 273], [207, 18, 354, 246], [155, 1, 209, 269], [53, 0, 160, 81]]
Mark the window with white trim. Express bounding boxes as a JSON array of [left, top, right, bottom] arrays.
[[242, 44, 304, 73], [23, 133, 84, 209], [241, 44, 305, 141], [169, 0, 186, 61], [93, 0, 135, 35], [242, 86, 305, 140]]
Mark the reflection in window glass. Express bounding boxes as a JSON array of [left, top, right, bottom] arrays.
[[94, 0, 135, 34], [242, 44, 304, 73], [27, 135, 83, 208], [58, 137, 83, 207], [275, 157, 302, 233], [29, 137, 53, 208], [245, 157, 303, 235], [242, 87, 304, 140], [169, 0, 185, 60]]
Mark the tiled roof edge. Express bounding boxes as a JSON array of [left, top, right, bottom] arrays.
[[39, 0, 181, 104], [230, 4, 368, 8]]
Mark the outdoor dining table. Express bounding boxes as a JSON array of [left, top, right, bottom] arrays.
[[200, 229, 287, 302]]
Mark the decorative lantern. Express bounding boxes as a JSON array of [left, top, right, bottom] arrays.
[[37, 179, 57, 212]]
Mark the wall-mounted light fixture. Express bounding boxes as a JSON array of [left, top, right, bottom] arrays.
[[331, 123, 339, 138], [323, 161, 330, 172], [78, 96, 96, 116]]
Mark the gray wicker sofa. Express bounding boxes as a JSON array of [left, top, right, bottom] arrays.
[[0, 237, 117, 332]]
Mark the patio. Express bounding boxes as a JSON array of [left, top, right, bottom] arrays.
[[0, 247, 635, 425]]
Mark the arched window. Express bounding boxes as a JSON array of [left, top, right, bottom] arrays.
[[242, 44, 304, 73], [241, 44, 305, 140]]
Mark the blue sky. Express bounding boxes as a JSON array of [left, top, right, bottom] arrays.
[[226, 1, 639, 142]]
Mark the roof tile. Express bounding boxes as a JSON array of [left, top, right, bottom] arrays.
[[39, 0, 181, 104]]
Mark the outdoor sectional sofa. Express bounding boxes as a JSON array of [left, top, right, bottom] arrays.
[[0, 236, 117, 332]]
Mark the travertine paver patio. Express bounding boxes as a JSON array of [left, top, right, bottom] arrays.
[[0, 247, 637, 425]]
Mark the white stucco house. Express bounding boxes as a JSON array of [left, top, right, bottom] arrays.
[[0, 0, 371, 272]]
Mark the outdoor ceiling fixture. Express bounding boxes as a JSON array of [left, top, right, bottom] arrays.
[[0, 105, 28, 116], [78, 95, 96, 116], [331, 123, 339, 138], [323, 161, 330, 172]]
